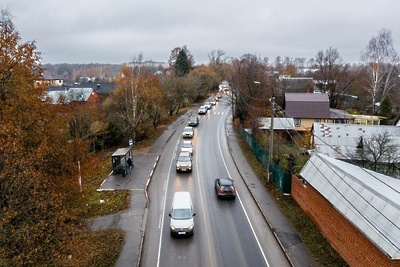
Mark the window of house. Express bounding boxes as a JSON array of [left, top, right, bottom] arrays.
[[294, 118, 301, 127], [314, 119, 320, 123]]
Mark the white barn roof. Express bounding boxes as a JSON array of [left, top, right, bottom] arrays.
[[300, 152, 400, 259], [313, 123, 400, 159]]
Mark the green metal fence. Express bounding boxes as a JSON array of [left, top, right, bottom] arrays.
[[239, 126, 292, 194]]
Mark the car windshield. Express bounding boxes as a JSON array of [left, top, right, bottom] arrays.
[[182, 143, 191, 148], [178, 156, 191, 162], [184, 128, 192, 132], [171, 208, 192, 220]]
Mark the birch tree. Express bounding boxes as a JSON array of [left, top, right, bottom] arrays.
[[360, 29, 399, 113]]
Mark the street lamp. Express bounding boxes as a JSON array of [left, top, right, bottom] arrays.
[[254, 81, 274, 182]]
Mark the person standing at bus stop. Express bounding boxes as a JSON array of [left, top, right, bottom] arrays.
[[127, 157, 133, 173]]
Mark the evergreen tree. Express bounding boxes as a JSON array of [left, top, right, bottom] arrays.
[[174, 49, 191, 77]]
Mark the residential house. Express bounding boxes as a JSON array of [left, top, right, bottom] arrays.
[[47, 88, 100, 105], [36, 71, 64, 87], [284, 92, 353, 132]]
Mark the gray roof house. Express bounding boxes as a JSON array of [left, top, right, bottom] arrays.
[[284, 93, 353, 131], [285, 93, 331, 118]]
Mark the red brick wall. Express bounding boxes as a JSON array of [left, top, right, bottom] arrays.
[[291, 175, 400, 267]]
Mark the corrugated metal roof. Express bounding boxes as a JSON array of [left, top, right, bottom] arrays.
[[285, 93, 330, 118], [67, 88, 94, 102], [258, 117, 295, 130], [47, 88, 94, 103], [313, 123, 400, 160], [300, 152, 400, 259]]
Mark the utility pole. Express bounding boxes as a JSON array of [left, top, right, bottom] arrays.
[[254, 81, 274, 182], [268, 93, 275, 182]]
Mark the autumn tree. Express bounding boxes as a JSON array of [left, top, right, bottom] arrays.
[[313, 47, 360, 109], [360, 29, 399, 114], [187, 65, 220, 101], [142, 75, 166, 129], [104, 65, 165, 142], [0, 9, 87, 265], [160, 75, 190, 115], [229, 54, 272, 124]]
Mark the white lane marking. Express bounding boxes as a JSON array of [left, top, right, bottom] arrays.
[[216, 114, 270, 267], [156, 138, 180, 267]]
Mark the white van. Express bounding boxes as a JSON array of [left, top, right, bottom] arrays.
[[169, 191, 196, 237]]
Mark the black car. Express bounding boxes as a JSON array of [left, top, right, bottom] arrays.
[[188, 116, 199, 126], [215, 178, 236, 199]]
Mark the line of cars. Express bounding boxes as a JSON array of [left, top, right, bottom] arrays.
[[171, 95, 236, 237], [197, 94, 220, 115]]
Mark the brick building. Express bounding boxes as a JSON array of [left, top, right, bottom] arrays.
[[292, 152, 400, 267]]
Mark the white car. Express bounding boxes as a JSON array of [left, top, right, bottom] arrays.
[[198, 106, 207, 114], [204, 102, 212, 109], [182, 126, 194, 138], [181, 140, 193, 155]]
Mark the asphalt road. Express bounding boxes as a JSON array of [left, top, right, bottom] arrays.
[[91, 94, 318, 267], [141, 97, 291, 267]]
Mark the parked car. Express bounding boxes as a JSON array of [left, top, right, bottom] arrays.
[[204, 101, 211, 109], [181, 140, 193, 155], [188, 116, 199, 126], [198, 106, 207, 115], [182, 126, 194, 138], [176, 152, 192, 172], [215, 178, 236, 199]]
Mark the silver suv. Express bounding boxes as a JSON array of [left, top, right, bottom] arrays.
[[176, 152, 192, 172], [182, 126, 194, 138]]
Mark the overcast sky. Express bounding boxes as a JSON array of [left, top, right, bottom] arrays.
[[5, 0, 400, 65]]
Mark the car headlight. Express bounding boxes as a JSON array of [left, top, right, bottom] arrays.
[[170, 226, 176, 231], [188, 225, 194, 231]]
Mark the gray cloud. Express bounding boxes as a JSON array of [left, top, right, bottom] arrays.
[[5, 0, 400, 64]]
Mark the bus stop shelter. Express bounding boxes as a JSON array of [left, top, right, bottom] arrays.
[[111, 147, 132, 177]]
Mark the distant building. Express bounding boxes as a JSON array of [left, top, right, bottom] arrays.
[[47, 88, 100, 105], [36, 71, 63, 87], [284, 93, 353, 132]]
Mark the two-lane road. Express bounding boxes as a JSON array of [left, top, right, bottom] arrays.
[[141, 97, 290, 267]]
